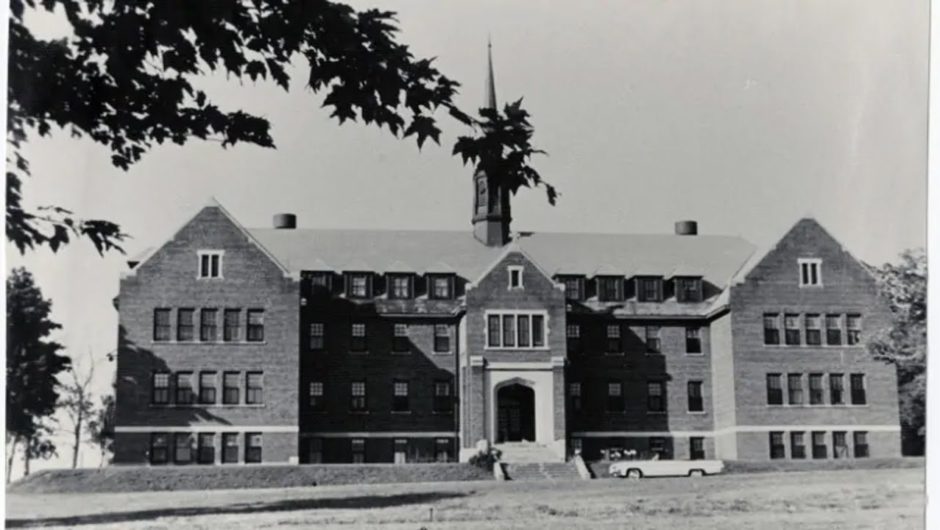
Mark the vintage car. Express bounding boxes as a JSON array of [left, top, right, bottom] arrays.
[[608, 458, 725, 478]]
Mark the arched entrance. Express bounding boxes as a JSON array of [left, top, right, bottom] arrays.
[[496, 384, 536, 442]]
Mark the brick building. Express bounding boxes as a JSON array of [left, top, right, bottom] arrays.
[[112, 53, 901, 466]]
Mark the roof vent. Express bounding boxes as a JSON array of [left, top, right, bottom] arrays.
[[675, 220, 698, 236], [273, 213, 297, 229]]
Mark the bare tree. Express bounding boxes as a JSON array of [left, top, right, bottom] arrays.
[[58, 353, 96, 469]]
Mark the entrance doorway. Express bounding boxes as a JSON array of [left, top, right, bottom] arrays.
[[496, 384, 535, 442]]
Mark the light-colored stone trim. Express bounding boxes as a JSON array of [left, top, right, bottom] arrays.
[[115, 425, 299, 433]]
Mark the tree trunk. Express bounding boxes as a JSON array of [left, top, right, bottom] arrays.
[[6, 436, 18, 484], [71, 411, 82, 469], [23, 436, 31, 477]]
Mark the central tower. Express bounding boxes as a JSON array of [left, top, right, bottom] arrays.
[[472, 41, 512, 247]]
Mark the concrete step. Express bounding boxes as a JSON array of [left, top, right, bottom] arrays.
[[494, 443, 560, 464], [504, 462, 582, 481]]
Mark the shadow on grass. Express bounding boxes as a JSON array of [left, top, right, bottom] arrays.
[[6, 491, 467, 528]]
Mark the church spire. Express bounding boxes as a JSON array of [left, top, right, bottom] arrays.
[[484, 37, 497, 110]]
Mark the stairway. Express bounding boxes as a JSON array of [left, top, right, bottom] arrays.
[[503, 461, 582, 481], [494, 442, 561, 463]]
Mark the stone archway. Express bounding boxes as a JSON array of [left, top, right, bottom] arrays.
[[496, 383, 536, 443]]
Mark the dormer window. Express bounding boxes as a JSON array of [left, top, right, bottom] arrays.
[[798, 259, 822, 287], [508, 266, 524, 289], [636, 276, 663, 302], [198, 250, 223, 279], [675, 277, 703, 303], [346, 273, 372, 299], [558, 275, 585, 301], [309, 272, 333, 293], [428, 274, 454, 300], [597, 276, 624, 302], [388, 274, 413, 300]]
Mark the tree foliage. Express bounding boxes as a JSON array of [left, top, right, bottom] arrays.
[[868, 249, 926, 454], [8, 0, 552, 254], [88, 394, 115, 466], [6, 268, 71, 478]]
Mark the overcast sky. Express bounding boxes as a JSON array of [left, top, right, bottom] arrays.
[[7, 0, 928, 473]]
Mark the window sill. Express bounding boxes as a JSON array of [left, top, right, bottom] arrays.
[[761, 344, 862, 349], [766, 404, 869, 409], [686, 411, 708, 415], [431, 410, 454, 415], [152, 340, 267, 346], [349, 351, 370, 355], [603, 352, 625, 357], [391, 411, 412, 415], [149, 404, 266, 409], [349, 410, 370, 415], [432, 351, 453, 355], [390, 351, 411, 356], [685, 352, 705, 356]]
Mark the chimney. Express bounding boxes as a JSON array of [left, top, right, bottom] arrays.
[[674, 220, 698, 236], [273, 213, 297, 229]]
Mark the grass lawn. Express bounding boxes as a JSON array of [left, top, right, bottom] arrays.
[[6, 467, 924, 529]]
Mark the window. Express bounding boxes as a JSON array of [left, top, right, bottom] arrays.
[[763, 314, 780, 345], [853, 432, 869, 458], [309, 322, 325, 351], [645, 326, 661, 354], [647, 381, 666, 413], [429, 275, 454, 299], [351, 439, 366, 463], [685, 327, 702, 354], [791, 432, 806, 459], [309, 272, 333, 293], [675, 277, 703, 303], [850, 374, 866, 405], [798, 258, 821, 287], [434, 380, 452, 413], [200, 308, 218, 342], [223, 371, 240, 405], [637, 277, 663, 302], [784, 314, 800, 345], [393, 439, 408, 464], [223, 309, 240, 342], [829, 374, 845, 405], [687, 381, 704, 412], [566, 324, 581, 353], [176, 372, 195, 405], [197, 433, 215, 464], [606, 324, 622, 354], [174, 433, 193, 464], [607, 381, 624, 412], [177, 308, 194, 341], [392, 380, 410, 412], [809, 374, 824, 405], [245, 433, 262, 463], [153, 308, 171, 341], [826, 314, 842, 345], [347, 273, 371, 298], [649, 437, 668, 459], [804, 314, 821, 345], [152, 372, 170, 405], [388, 274, 412, 299], [434, 324, 450, 352], [690, 437, 705, 460], [351, 323, 367, 352], [598, 277, 623, 302], [766, 374, 783, 405], [560, 276, 584, 300], [508, 266, 523, 289], [812, 431, 827, 459], [309, 381, 325, 411], [308, 438, 323, 463], [392, 323, 409, 353], [832, 431, 848, 459], [486, 312, 547, 349], [150, 433, 169, 464], [787, 374, 803, 405], [769, 432, 785, 459], [351, 381, 367, 411], [569, 382, 582, 412], [435, 438, 451, 462], [199, 372, 217, 404], [222, 433, 239, 463], [198, 251, 223, 279], [246, 309, 264, 342], [246, 372, 263, 405], [846, 314, 862, 345]]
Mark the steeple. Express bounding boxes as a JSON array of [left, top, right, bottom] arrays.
[[472, 39, 511, 247]]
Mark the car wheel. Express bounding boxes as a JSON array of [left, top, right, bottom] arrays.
[[626, 468, 642, 480], [689, 469, 705, 477]]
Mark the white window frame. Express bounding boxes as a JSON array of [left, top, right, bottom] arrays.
[[798, 258, 822, 287], [508, 266, 524, 290], [197, 250, 224, 279], [483, 309, 550, 350]]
